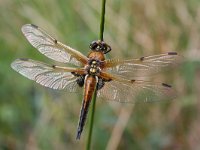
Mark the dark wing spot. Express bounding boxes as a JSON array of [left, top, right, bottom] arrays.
[[19, 58, 29, 61], [30, 24, 38, 28], [107, 78, 112, 82], [168, 52, 177, 55], [140, 56, 145, 61], [52, 65, 56, 68], [71, 72, 76, 76], [54, 39, 57, 44], [162, 83, 172, 88], [131, 79, 135, 83]]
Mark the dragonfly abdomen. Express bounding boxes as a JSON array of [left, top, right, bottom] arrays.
[[76, 75, 98, 140]]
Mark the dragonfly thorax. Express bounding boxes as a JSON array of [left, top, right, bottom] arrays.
[[87, 60, 100, 75]]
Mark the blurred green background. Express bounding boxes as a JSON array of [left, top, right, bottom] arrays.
[[0, 0, 200, 149]]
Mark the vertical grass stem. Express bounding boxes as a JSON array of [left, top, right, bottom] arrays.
[[86, 0, 107, 149]]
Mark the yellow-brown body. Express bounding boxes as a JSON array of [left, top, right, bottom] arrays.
[[76, 51, 104, 139], [87, 51, 105, 61], [83, 75, 97, 107]]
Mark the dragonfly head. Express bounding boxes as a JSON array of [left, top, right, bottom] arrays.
[[89, 40, 111, 54]]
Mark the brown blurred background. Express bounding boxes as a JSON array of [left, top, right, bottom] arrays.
[[0, 0, 200, 149]]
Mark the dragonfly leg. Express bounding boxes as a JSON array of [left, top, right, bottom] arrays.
[[97, 78, 105, 90], [76, 75, 85, 87]]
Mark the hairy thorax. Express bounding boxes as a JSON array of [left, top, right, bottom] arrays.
[[85, 51, 105, 76], [87, 51, 105, 61]]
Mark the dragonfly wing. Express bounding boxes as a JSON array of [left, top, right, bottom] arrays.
[[98, 73, 177, 103], [21, 24, 88, 66], [104, 52, 181, 78], [11, 58, 83, 92]]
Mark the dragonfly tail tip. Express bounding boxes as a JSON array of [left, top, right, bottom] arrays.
[[76, 131, 82, 140]]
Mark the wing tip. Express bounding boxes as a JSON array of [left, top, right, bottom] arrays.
[[30, 24, 38, 28], [21, 24, 38, 33], [19, 58, 29, 61], [13, 58, 29, 62], [76, 131, 81, 140], [22, 23, 38, 28], [10, 61, 16, 70], [11, 58, 30, 69]]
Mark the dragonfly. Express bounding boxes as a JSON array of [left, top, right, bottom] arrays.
[[11, 24, 180, 140]]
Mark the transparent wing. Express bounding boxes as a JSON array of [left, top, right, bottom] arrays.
[[97, 73, 177, 103], [11, 58, 83, 92], [104, 52, 181, 78], [21, 24, 88, 66]]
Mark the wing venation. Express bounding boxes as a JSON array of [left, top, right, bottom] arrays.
[[104, 52, 181, 78], [21, 24, 88, 66], [11, 58, 81, 92], [98, 74, 177, 103]]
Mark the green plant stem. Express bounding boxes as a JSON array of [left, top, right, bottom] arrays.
[[86, 0, 107, 150], [86, 89, 97, 150], [99, 0, 106, 41]]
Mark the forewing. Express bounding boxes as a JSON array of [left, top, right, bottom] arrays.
[[21, 24, 88, 66], [11, 58, 82, 92], [104, 52, 180, 78], [98, 77, 177, 103]]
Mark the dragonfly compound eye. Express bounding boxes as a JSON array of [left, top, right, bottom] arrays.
[[89, 41, 98, 50], [102, 44, 111, 54]]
